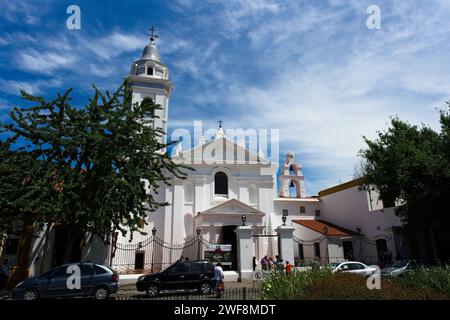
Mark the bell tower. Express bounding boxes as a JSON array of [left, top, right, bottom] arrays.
[[279, 153, 306, 198], [128, 27, 173, 146]]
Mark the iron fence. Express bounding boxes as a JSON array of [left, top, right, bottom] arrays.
[[115, 287, 262, 300], [111, 236, 216, 274]]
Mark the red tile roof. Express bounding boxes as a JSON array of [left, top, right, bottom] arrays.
[[292, 219, 357, 237]]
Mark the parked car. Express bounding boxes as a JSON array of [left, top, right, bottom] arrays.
[[380, 260, 426, 278], [330, 261, 378, 277], [136, 260, 215, 297], [12, 263, 119, 300]]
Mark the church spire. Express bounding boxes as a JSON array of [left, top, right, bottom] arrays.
[[141, 26, 160, 62], [148, 26, 159, 44], [215, 119, 225, 139]]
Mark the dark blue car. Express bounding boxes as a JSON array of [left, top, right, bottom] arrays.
[[12, 263, 119, 300]]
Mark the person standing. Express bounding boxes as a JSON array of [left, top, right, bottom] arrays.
[[260, 255, 268, 271], [0, 259, 11, 291], [285, 261, 294, 274], [252, 256, 257, 271], [214, 262, 224, 298], [275, 255, 284, 272]]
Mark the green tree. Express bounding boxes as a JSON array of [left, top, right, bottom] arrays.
[[0, 80, 188, 263], [360, 105, 450, 261]]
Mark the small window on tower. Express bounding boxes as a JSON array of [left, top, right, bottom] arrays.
[[315, 210, 321, 217], [300, 206, 306, 214], [282, 209, 288, 215], [136, 67, 145, 75], [147, 67, 153, 75]]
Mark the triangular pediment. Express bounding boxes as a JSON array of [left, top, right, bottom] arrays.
[[201, 199, 264, 216], [172, 137, 270, 165]]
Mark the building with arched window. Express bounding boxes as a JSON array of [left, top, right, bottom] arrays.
[[7, 31, 426, 282]]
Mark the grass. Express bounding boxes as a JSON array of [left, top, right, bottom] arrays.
[[261, 267, 450, 300]]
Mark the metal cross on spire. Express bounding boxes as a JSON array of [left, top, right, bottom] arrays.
[[218, 119, 223, 128], [147, 26, 159, 42]]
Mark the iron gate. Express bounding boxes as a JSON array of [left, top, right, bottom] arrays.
[[110, 236, 215, 274]]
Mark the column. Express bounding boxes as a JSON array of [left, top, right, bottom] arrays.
[[275, 225, 295, 266], [235, 226, 253, 281]]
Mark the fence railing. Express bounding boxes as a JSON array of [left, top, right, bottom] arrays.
[[111, 236, 212, 274], [115, 288, 262, 300]]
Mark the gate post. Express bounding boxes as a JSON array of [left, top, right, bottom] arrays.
[[275, 226, 295, 266], [235, 225, 253, 281]]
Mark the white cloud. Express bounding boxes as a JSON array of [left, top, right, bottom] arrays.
[[17, 51, 75, 74], [0, 77, 62, 95]]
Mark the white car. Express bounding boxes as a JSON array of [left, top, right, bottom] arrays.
[[330, 261, 378, 277]]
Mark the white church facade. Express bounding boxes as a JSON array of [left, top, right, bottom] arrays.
[[1, 33, 411, 281], [108, 34, 408, 279]]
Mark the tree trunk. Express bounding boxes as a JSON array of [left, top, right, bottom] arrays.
[[39, 223, 52, 274], [60, 225, 83, 264]]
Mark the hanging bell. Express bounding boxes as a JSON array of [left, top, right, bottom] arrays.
[[289, 180, 295, 188]]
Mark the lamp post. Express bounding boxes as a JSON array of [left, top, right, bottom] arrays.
[[356, 227, 363, 261], [151, 227, 156, 273], [241, 215, 247, 226], [323, 226, 329, 264], [282, 212, 288, 226], [196, 227, 202, 260]]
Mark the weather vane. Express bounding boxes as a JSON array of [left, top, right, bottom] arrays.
[[218, 119, 223, 128], [146, 26, 159, 42]]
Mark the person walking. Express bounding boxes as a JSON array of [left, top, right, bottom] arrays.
[[0, 259, 11, 291], [214, 262, 224, 298]]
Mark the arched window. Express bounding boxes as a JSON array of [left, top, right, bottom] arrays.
[[214, 172, 228, 197]]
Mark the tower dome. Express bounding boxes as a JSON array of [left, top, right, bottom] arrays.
[[141, 42, 160, 62]]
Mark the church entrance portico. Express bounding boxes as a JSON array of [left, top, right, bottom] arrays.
[[194, 199, 265, 271]]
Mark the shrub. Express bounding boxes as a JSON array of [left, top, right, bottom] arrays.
[[260, 268, 332, 300], [261, 269, 448, 300], [394, 266, 450, 297]]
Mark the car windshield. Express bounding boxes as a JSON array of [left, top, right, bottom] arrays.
[[391, 260, 409, 268], [329, 262, 341, 269]]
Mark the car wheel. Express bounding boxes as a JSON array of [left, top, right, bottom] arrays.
[[198, 282, 212, 295], [146, 284, 159, 297], [23, 289, 39, 301], [93, 287, 110, 300]]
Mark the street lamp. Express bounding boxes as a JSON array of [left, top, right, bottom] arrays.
[[241, 215, 247, 226], [323, 226, 329, 264], [151, 227, 157, 273], [282, 212, 288, 226], [356, 227, 363, 261], [196, 227, 202, 260]]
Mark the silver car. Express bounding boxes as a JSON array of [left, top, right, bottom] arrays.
[[330, 261, 378, 277], [380, 260, 424, 278]]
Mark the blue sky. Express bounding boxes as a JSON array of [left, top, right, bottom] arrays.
[[1, 0, 450, 195]]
